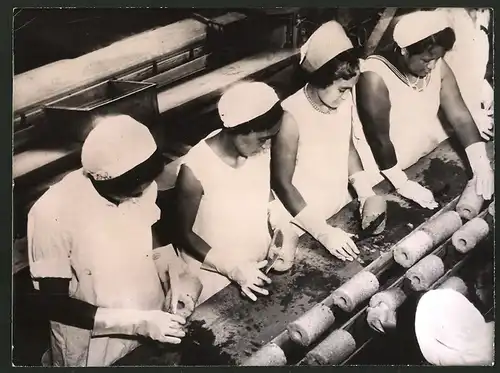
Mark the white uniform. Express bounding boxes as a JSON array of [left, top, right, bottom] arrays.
[[352, 55, 448, 182], [272, 88, 354, 227], [441, 8, 492, 129], [178, 131, 272, 304], [28, 171, 164, 367]]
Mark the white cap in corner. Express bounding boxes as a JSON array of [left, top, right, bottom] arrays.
[[415, 289, 494, 366]]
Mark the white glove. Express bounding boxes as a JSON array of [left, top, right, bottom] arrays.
[[382, 165, 438, 209], [473, 108, 494, 142], [465, 142, 494, 200], [203, 249, 271, 302], [292, 205, 359, 261], [93, 308, 186, 344], [349, 170, 377, 215]]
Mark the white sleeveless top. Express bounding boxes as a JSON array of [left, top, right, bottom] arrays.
[[277, 88, 353, 221], [178, 131, 271, 303], [352, 55, 448, 175], [441, 8, 490, 120]]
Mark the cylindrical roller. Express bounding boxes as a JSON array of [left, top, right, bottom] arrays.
[[393, 230, 434, 268], [362, 195, 387, 235], [305, 329, 356, 365], [421, 211, 463, 246], [241, 342, 287, 366], [287, 304, 335, 347], [456, 179, 484, 221], [451, 217, 490, 254], [332, 271, 380, 312], [405, 254, 445, 292], [488, 200, 494, 217], [369, 288, 407, 310], [438, 276, 468, 296]]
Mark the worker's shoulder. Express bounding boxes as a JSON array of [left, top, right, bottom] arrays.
[[29, 169, 87, 218]]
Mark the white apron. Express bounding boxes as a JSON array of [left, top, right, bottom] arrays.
[[352, 56, 448, 185], [178, 132, 272, 304], [441, 8, 491, 127], [272, 87, 353, 230], [28, 172, 165, 367]]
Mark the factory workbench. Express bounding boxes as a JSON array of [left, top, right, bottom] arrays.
[[114, 138, 494, 366]]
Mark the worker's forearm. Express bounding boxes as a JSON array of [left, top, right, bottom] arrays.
[[348, 142, 365, 176], [272, 181, 307, 217], [37, 291, 98, 330], [179, 231, 213, 263], [366, 134, 398, 170], [444, 111, 483, 148]]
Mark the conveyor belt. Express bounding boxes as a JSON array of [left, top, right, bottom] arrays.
[[113, 139, 492, 366]]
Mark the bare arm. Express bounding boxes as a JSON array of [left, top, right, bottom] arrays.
[[175, 164, 213, 263], [439, 60, 483, 148], [356, 71, 398, 170], [270, 111, 307, 217]]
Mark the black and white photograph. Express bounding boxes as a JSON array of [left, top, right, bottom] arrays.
[[12, 7, 494, 367]]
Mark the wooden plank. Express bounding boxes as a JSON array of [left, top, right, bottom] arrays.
[[156, 49, 299, 114], [364, 8, 398, 57], [145, 54, 211, 88], [13, 13, 246, 114]]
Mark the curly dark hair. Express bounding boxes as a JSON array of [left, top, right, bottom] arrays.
[[303, 48, 361, 89], [404, 27, 456, 56]]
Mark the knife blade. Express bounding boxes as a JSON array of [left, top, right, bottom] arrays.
[[263, 229, 282, 274]]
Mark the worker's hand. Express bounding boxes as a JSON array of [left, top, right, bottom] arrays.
[[135, 310, 187, 344], [165, 271, 202, 319], [317, 226, 359, 261], [476, 112, 494, 142], [396, 180, 438, 209], [228, 260, 272, 302], [93, 308, 186, 344], [366, 303, 397, 334], [465, 142, 494, 200]]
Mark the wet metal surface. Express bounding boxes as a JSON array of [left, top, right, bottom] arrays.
[[115, 139, 485, 366]]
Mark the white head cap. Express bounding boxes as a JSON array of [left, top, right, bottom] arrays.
[[81, 114, 157, 180], [393, 10, 450, 49], [415, 289, 494, 366], [300, 20, 354, 72], [218, 82, 280, 128]]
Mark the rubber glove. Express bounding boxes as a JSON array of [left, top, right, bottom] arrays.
[[465, 142, 494, 200], [382, 165, 438, 209], [292, 205, 359, 261], [93, 308, 186, 344], [202, 249, 271, 302], [366, 303, 397, 334]]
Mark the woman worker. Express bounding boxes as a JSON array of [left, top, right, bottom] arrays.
[[269, 20, 385, 267], [175, 81, 283, 304], [354, 10, 494, 209], [27, 115, 193, 367], [439, 7, 493, 141]]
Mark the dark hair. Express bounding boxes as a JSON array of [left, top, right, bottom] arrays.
[[405, 27, 456, 56], [304, 48, 361, 89]]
